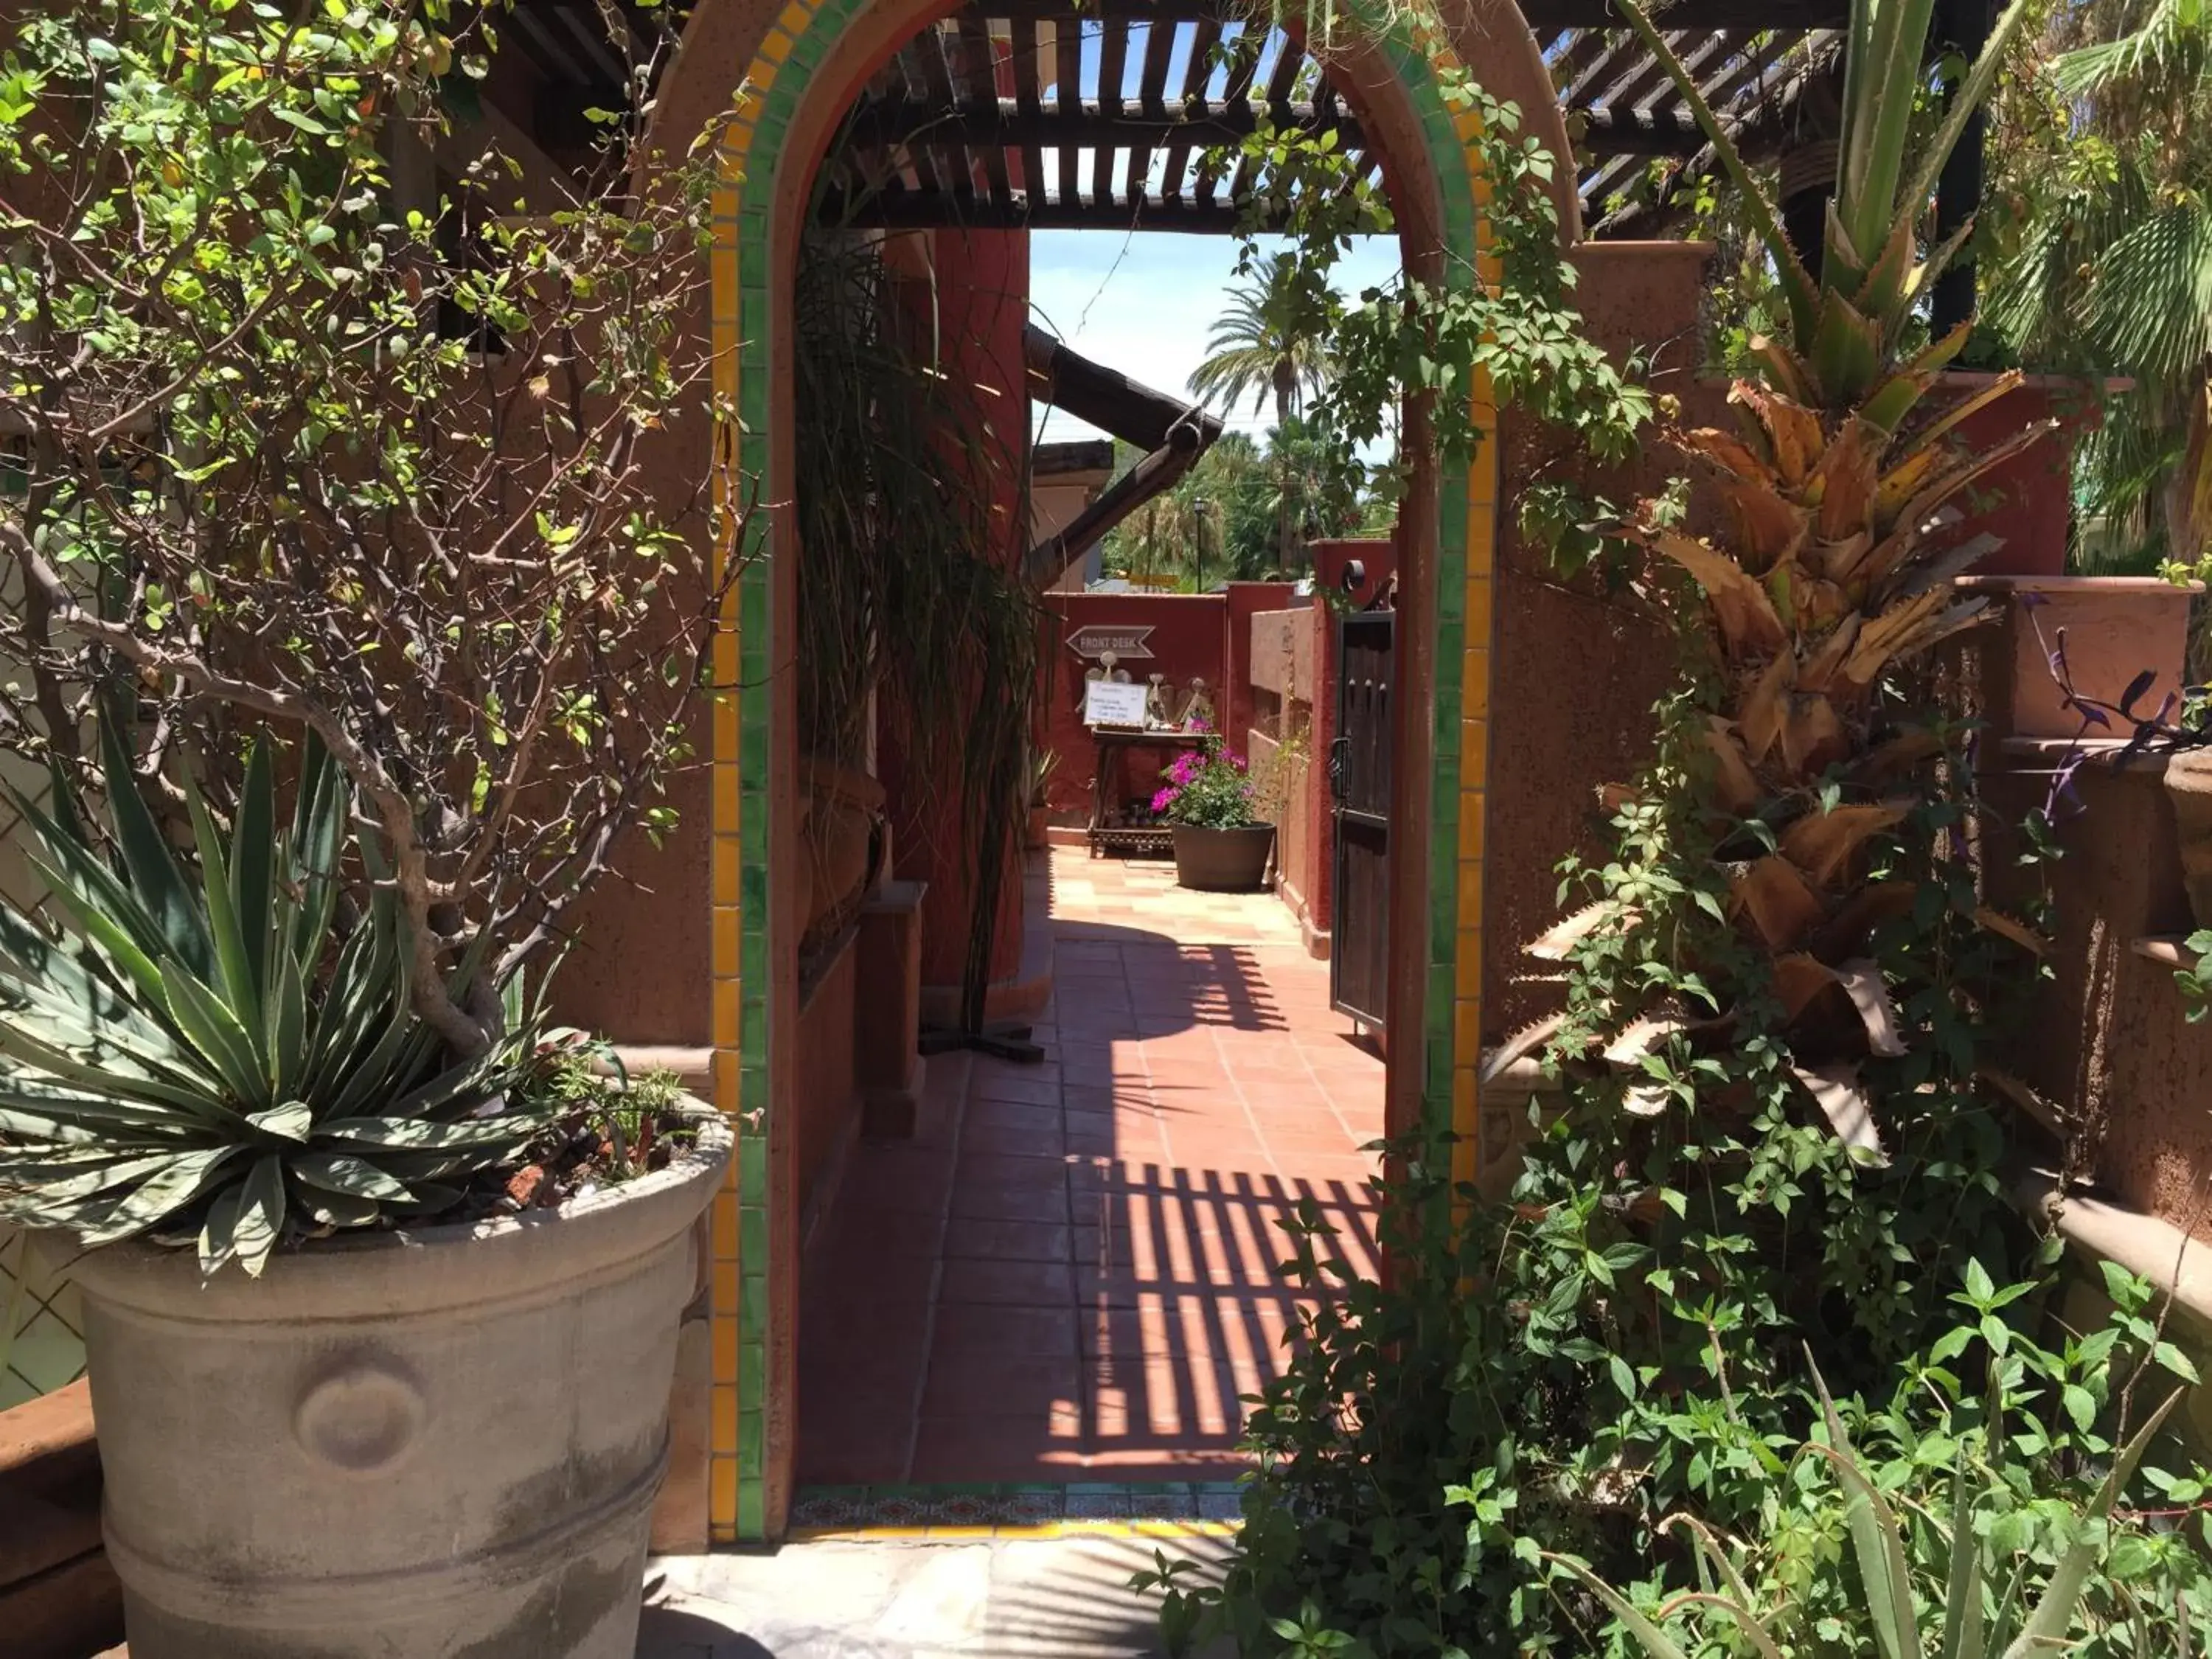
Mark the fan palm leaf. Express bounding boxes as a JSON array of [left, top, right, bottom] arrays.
[[1187, 252, 1335, 424]]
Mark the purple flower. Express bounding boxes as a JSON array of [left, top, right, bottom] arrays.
[[1151, 787, 1177, 814]]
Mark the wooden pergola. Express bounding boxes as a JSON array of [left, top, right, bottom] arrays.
[[804, 1, 1882, 237]]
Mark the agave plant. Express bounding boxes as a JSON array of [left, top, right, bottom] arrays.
[[1548, 1376, 2188, 1658], [1496, 0, 2052, 1141], [0, 729, 553, 1276]]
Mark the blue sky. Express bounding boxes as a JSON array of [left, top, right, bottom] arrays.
[[1027, 231, 1402, 451]]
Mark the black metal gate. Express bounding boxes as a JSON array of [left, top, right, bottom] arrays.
[[1329, 611, 1394, 1029]]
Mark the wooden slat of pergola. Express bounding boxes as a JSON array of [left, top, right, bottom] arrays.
[[812, 1, 1841, 235]]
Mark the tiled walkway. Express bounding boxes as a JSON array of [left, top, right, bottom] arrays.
[[794, 847, 1385, 1490]]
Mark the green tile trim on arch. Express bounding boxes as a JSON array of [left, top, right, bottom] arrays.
[[704, 0, 1501, 1542]]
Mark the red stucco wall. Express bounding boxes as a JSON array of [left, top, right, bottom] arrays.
[[1483, 242, 1715, 1042], [1041, 593, 1235, 823], [880, 226, 1032, 992]]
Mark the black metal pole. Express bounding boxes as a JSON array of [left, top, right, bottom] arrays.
[[1932, 0, 1993, 338]]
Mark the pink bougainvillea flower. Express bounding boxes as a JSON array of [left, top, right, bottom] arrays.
[[1151, 787, 1176, 814]]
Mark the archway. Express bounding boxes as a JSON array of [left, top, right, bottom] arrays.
[[661, 0, 1567, 1543]]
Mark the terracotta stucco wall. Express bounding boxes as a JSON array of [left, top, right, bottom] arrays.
[[1980, 748, 2212, 1239], [1482, 241, 1716, 1043], [1041, 592, 1231, 820], [1248, 602, 1335, 949], [1222, 581, 1302, 751], [793, 941, 859, 1223]]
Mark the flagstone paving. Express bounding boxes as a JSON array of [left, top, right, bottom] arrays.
[[639, 1533, 1238, 1658], [794, 846, 1385, 1489]]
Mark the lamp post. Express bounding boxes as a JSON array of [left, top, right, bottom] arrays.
[[1191, 495, 1209, 594]]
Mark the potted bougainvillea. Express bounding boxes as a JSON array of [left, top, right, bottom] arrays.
[[1155, 741, 1276, 891]]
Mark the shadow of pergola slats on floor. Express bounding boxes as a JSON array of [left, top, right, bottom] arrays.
[[796, 848, 1385, 1489]]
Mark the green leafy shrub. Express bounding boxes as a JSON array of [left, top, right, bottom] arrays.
[[1553, 1355, 2203, 1658]]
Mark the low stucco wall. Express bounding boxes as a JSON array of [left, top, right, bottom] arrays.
[[795, 935, 860, 1225], [1980, 742, 2212, 1239], [1248, 602, 1332, 952]]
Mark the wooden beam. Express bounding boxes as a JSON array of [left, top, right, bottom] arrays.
[[1010, 15, 1048, 198], [812, 187, 1388, 234], [1518, 0, 1846, 23], [1053, 16, 1081, 209], [839, 94, 1363, 150], [1576, 105, 1708, 155], [955, 14, 1015, 207], [988, 0, 1846, 21], [1128, 13, 1180, 204], [1160, 15, 1222, 201]]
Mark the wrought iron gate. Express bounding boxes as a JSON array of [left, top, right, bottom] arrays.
[[1329, 610, 1394, 1029]]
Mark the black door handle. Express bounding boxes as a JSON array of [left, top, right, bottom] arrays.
[[1327, 734, 1350, 804]]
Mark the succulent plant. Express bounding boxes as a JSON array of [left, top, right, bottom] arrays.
[[0, 728, 551, 1276]]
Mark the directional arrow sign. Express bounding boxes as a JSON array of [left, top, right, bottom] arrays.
[[1065, 625, 1155, 662]]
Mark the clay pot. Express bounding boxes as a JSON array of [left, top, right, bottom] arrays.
[[1956, 576, 2201, 741], [1171, 823, 1276, 892], [1929, 375, 2114, 579], [2168, 749, 2212, 930], [47, 1115, 731, 1659], [799, 756, 886, 952], [1025, 805, 1049, 850]]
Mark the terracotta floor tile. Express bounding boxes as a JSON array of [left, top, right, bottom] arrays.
[[954, 1149, 1068, 1187], [959, 1121, 1066, 1161], [936, 1255, 1078, 1307], [947, 1180, 1072, 1224], [919, 1350, 1085, 1417], [940, 1217, 1072, 1261], [793, 846, 1385, 1488], [793, 1419, 911, 1486], [969, 1071, 1063, 1108], [931, 1301, 1080, 1354], [1086, 1355, 1246, 1442], [908, 1415, 1085, 1484]]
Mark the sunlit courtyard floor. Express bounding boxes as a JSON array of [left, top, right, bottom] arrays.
[[793, 845, 1386, 1492]]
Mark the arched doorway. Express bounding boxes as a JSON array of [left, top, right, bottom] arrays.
[[660, 0, 1567, 1543]]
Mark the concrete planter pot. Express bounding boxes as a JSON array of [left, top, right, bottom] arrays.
[[1171, 822, 1275, 892], [45, 1113, 731, 1659], [2168, 749, 2212, 931]]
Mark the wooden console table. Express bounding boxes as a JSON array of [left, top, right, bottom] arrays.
[[1087, 727, 1208, 856]]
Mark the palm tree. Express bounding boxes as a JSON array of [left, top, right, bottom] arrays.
[[1190, 253, 1338, 568], [1187, 251, 1335, 428], [1985, 0, 2212, 571]]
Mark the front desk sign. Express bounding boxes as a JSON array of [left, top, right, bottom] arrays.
[[1067, 625, 1155, 662], [1083, 678, 1150, 729]]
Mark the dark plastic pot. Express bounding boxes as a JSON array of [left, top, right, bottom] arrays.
[[1171, 823, 1276, 892]]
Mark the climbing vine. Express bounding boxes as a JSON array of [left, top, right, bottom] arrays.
[[1221, 66, 1655, 578]]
